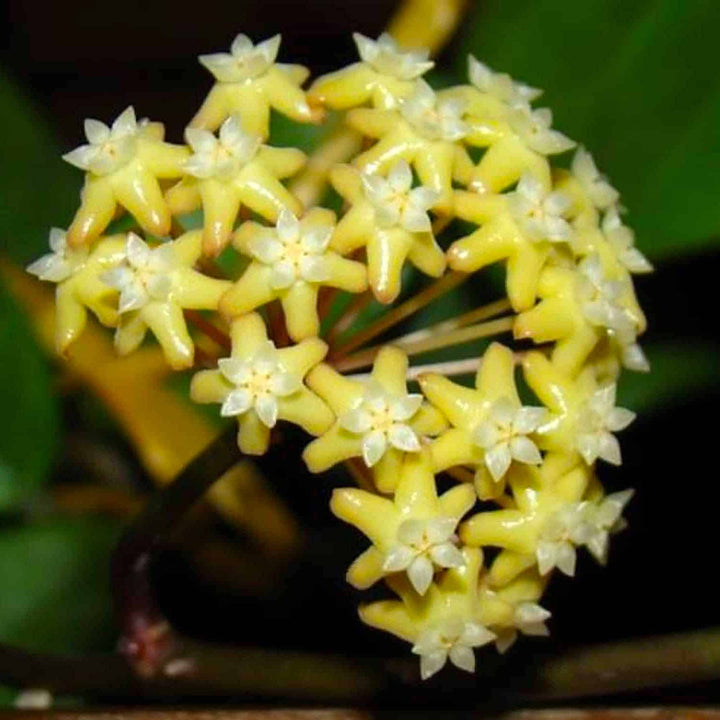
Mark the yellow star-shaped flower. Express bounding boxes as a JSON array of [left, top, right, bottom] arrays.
[[447, 170, 577, 311], [220, 208, 367, 340], [63, 107, 189, 247], [190, 34, 316, 138], [308, 32, 434, 111], [460, 457, 592, 585], [101, 231, 232, 369], [420, 343, 546, 499], [522, 351, 636, 468], [330, 162, 446, 303], [331, 448, 475, 592], [26, 228, 124, 353], [190, 312, 333, 455], [302, 346, 447, 492], [514, 253, 647, 376], [346, 80, 473, 212], [165, 115, 305, 256], [360, 547, 497, 680]]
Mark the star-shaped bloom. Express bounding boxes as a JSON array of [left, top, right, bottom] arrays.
[[412, 618, 496, 679], [575, 384, 635, 466], [514, 255, 647, 376], [308, 33, 433, 111], [99, 231, 231, 369], [507, 105, 576, 156], [330, 163, 446, 303], [472, 397, 546, 482], [362, 160, 440, 232], [461, 458, 593, 581], [165, 115, 305, 256], [536, 501, 589, 576], [468, 56, 542, 107], [220, 208, 367, 340], [448, 171, 575, 311], [191, 33, 315, 138], [27, 227, 89, 283], [303, 346, 447, 492], [520, 351, 636, 470], [26, 229, 125, 353], [63, 107, 189, 247], [400, 80, 469, 142], [579, 488, 634, 564], [331, 449, 475, 592], [507, 172, 573, 244], [421, 343, 545, 497], [602, 207, 653, 275], [571, 147, 620, 211], [344, 81, 473, 213], [360, 547, 496, 680], [190, 312, 333, 455], [493, 601, 551, 654]]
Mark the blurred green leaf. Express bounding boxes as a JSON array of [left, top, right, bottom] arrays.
[[0, 70, 78, 265], [0, 285, 58, 511], [459, 0, 720, 261], [618, 342, 720, 413], [0, 517, 122, 653]]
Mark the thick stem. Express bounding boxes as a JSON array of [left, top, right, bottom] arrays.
[[111, 424, 240, 677]]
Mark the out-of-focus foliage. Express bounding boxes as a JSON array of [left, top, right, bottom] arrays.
[[458, 0, 720, 260], [0, 71, 76, 264], [0, 284, 58, 511], [0, 517, 122, 652]]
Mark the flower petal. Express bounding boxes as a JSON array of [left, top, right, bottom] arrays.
[[220, 388, 253, 417]]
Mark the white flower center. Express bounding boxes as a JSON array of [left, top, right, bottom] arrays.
[[338, 384, 423, 467], [218, 343, 301, 428]]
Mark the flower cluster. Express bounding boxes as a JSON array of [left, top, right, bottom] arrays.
[[27, 32, 648, 680]]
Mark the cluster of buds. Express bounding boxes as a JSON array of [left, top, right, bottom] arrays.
[[27, 32, 649, 680]]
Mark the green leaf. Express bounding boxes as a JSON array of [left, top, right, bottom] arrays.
[[458, 0, 720, 261], [618, 342, 720, 413], [0, 284, 58, 511], [0, 517, 122, 653], [0, 69, 78, 265]]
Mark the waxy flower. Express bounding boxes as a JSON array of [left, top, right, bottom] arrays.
[[165, 115, 304, 255], [346, 81, 473, 212], [468, 56, 542, 106], [494, 601, 551, 653], [330, 163, 446, 302], [575, 384, 635, 466], [421, 343, 542, 495], [191, 34, 314, 137], [221, 208, 367, 340], [190, 313, 333, 454], [413, 618, 496, 679], [515, 255, 647, 376], [331, 449, 474, 592], [572, 147, 620, 211], [100, 232, 231, 369], [472, 397, 546, 482], [461, 460, 592, 582], [580, 489, 634, 564], [26, 229, 124, 353], [303, 346, 446, 492], [448, 188, 549, 312], [360, 547, 495, 679], [508, 173, 573, 244], [63, 107, 189, 247], [27, 228, 89, 283], [507, 105, 575, 156], [603, 207, 653, 275], [308, 33, 433, 111]]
